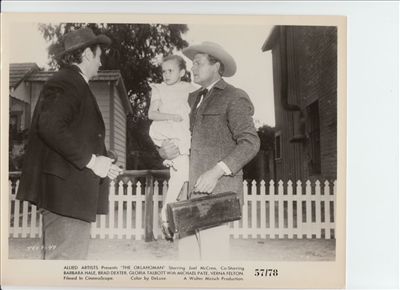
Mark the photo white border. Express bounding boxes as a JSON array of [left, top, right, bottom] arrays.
[[1, 1, 399, 289], [2, 11, 346, 289]]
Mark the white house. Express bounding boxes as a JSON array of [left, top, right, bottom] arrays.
[[9, 63, 132, 169]]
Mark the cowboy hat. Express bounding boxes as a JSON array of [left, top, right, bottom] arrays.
[[182, 41, 237, 77], [55, 27, 111, 58]]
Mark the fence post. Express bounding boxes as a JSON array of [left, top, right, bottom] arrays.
[[144, 174, 155, 242]]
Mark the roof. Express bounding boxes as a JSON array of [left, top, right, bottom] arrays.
[[9, 63, 40, 89], [26, 70, 124, 82], [26, 69, 132, 114], [262, 26, 280, 52]]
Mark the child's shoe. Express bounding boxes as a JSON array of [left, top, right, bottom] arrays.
[[161, 221, 174, 242]]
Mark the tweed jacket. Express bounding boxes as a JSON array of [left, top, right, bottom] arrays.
[[188, 79, 260, 202], [16, 65, 109, 222]]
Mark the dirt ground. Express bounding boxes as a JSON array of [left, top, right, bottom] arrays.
[[9, 237, 335, 261]]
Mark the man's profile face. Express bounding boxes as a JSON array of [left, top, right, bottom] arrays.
[[191, 53, 219, 87], [86, 46, 102, 79]]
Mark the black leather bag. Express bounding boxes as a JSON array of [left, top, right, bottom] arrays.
[[166, 191, 242, 237]]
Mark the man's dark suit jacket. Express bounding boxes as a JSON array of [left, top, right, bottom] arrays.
[[17, 65, 109, 222]]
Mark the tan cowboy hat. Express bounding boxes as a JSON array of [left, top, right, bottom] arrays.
[[182, 41, 237, 77], [55, 27, 111, 57]]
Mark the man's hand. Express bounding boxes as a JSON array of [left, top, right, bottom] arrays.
[[107, 164, 123, 180], [193, 165, 225, 194], [87, 155, 113, 178], [158, 140, 180, 160]]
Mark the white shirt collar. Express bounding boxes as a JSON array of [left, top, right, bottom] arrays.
[[73, 64, 89, 83], [205, 78, 221, 91], [196, 79, 221, 109], [79, 72, 89, 83]]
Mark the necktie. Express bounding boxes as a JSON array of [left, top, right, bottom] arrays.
[[190, 88, 208, 132]]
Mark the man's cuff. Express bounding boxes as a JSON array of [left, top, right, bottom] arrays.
[[217, 161, 232, 175], [86, 154, 96, 169]]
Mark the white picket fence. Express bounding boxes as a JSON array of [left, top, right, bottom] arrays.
[[9, 178, 336, 240]]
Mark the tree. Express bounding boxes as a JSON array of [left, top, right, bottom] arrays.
[[257, 124, 275, 152], [39, 22, 189, 169], [243, 124, 275, 181]]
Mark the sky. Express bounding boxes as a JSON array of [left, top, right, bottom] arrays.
[[8, 22, 275, 127]]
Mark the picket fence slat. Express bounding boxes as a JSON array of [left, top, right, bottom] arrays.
[[126, 181, 133, 239], [152, 181, 161, 239], [9, 177, 336, 240], [269, 180, 275, 239], [99, 215, 106, 239], [242, 181, 249, 239], [38, 214, 43, 238], [324, 181, 331, 239], [21, 201, 29, 238], [9, 180, 14, 237], [109, 181, 116, 239], [135, 182, 143, 241], [13, 186, 20, 238], [305, 181, 312, 238], [116, 181, 123, 239], [251, 181, 257, 238], [287, 181, 293, 239], [278, 181, 284, 239], [30, 204, 37, 238], [333, 181, 337, 237], [260, 181, 266, 239]]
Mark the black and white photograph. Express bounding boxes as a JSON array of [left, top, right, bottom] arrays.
[[2, 12, 346, 289]]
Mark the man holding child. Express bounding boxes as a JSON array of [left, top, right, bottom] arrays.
[[159, 41, 260, 260]]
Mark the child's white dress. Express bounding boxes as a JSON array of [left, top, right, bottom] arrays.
[[149, 82, 196, 155], [149, 81, 197, 224]]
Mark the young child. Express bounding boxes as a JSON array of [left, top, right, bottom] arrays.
[[148, 55, 197, 241]]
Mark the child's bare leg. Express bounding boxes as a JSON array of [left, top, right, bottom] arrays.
[[160, 155, 189, 240], [161, 161, 186, 221]]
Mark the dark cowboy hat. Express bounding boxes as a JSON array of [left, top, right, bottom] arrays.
[[55, 27, 111, 58], [182, 41, 237, 77]]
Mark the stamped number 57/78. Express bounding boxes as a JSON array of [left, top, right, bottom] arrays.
[[254, 269, 278, 277]]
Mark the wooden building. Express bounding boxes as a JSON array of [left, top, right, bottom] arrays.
[[9, 63, 132, 169], [9, 63, 40, 133], [262, 26, 337, 182]]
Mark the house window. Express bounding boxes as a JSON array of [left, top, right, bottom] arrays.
[[9, 111, 22, 135], [274, 132, 282, 159], [307, 101, 321, 174]]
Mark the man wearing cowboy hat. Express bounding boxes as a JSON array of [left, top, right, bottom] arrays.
[[160, 41, 260, 259], [17, 27, 122, 259]]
